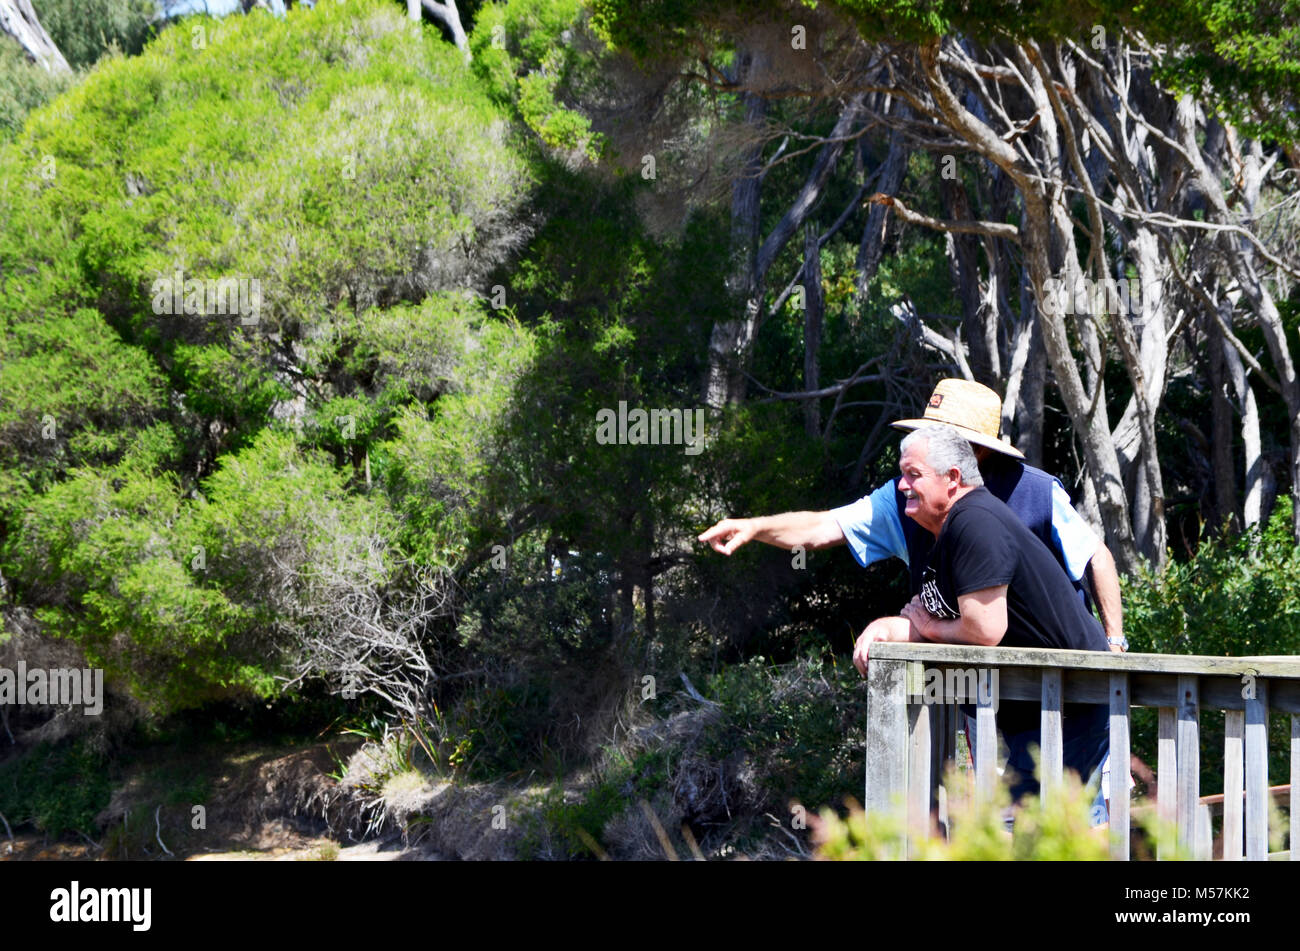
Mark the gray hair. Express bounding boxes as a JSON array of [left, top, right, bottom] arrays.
[[900, 424, 984, 487]]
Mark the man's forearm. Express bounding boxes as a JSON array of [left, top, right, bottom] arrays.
[[750, 511, 844, 550], [903, 587, 1009, 647], [914, 615, 1001, 647], [1087, 543, 1124, 641]]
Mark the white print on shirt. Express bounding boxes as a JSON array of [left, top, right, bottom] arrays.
[[919, 566, 959, 620]]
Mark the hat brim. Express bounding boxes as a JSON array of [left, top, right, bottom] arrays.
[[891, 419, 1026, 460]]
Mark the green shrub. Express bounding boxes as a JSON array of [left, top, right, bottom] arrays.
[[1125, 501, 1300, 796], [0, 0, 537, 722], [0, 739, 112, 838], [1125, 499, 1300, 658], [0, 35, 76, 141], [520, 780, 628, 860], [700, 650, 869, 812]]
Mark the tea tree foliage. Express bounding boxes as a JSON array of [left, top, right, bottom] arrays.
[[1, 0, 536, 713]]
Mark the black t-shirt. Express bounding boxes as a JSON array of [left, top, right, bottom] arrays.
[[920, 487, 1107, 651], [920, 487, 1108, 735]]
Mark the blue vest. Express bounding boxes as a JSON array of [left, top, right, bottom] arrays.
[[896, 458, 1093, 609]]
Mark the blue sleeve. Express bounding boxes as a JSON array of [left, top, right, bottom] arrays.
[[1050, 481, 1100, 581], [830, 480, 909, 568]]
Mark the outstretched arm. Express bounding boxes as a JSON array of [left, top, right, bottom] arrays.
[[698, 511, 846, 555]]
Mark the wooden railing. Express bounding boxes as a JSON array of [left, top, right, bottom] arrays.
[[864, 643, 1300, 860]]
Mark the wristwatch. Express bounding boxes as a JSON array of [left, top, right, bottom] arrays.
[[1108, 635, 1129, 651]]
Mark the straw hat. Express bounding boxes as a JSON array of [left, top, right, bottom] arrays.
[[890, 379, 1025, 459]]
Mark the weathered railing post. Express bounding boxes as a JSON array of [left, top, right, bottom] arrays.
[[905, 661, 932, 854], [1176, 675, 1200, 855], [1224, 710, 1244, 861], [1245, 679, 1270, 861], [1157, 707, 1176, 860], [864, 657, 907, 847], [1109, 672, 1130, 859], [1292, 715, 1299, 861], [974, 668, 997, 806], [1040, 668, 1063, 800]]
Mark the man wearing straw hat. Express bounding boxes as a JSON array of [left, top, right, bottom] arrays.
[[697, 378, 1124, 665], [888, 421, 1113, 820], [697, 378, 1129, 823]]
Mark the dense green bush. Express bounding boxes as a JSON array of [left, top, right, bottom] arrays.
[[1125, 499, 1300, 658], [8, 431, 393, 710], [1125, 500, 1300, 795], [0, 0, 537, 717], [0, 36, 75, 141], [0, 0, 155, 143], [0, 738, 111, 838], [699, 650, 869, 812]]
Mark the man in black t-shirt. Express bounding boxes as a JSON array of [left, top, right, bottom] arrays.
[[893, 423, 1111, 807]]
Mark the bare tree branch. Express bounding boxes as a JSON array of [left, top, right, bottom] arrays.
[[866, 192, 1020, 242]]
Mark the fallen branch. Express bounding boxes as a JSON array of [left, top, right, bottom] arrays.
[[639, 800, 679, 861], [155, 805, 173, 857], [678, 672, 720, 708]]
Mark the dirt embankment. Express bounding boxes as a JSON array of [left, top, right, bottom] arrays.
[[3, 737, 558, 861]]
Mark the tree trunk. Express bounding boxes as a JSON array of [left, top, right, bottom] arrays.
[[0, 0, 69, 73], [1005, 280, 1045, 469], [855, 106, 909, 298], [706, 84, 864, 408], [421, 0, 470, 62], [915, 38, 1139, 570], [940, 177, 998, 385], [1207, 309, 1239, 534], [1176, 97, 1300, 543], [802, 223, 824, 438], [1222, 323, 1265, 530], [704, 47, 766, 409]]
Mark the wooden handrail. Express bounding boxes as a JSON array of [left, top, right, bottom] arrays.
[[869, 643, 1300, 677], [863, 643, 1300, 861]]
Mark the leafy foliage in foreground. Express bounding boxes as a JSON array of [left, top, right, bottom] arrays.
[[812, 767, 1187, 861]]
